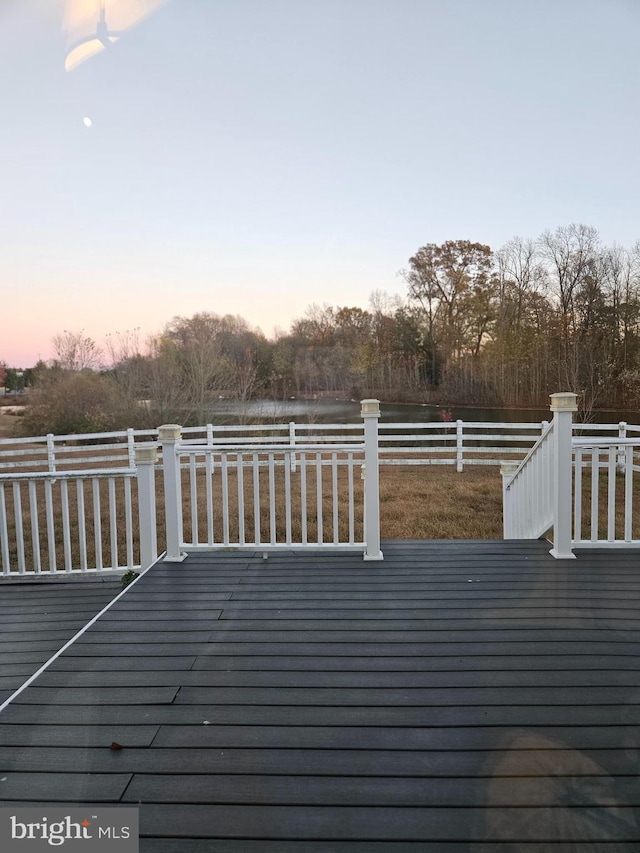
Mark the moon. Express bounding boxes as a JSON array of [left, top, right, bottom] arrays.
[[82, 116, 92, 128]]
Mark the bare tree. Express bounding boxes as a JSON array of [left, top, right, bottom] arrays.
[[496, 237, 548, 327], [538, 224, 599, 339], [52, 330, 103, 372]]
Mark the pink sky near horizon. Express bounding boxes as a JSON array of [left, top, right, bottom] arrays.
[[2, 249, 396, 367]]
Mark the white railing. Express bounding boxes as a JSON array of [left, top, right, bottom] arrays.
[[0, 444, 159, 579], [502, 393, 578, 558], [179, 445, 364, 550], [572, 438, 640, 547], [501, 422, 555, 541], [503, 394, 640, 557], [159, 400, 383, 561]]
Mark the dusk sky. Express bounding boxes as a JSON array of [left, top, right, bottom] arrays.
[[2, 0, 640, 367]]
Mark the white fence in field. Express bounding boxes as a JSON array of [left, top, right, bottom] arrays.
[[503, 394, 640, 558], [0, 420, 501, 473], [3, 417, 639, 475]]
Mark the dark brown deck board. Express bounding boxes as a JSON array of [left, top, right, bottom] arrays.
[[2, 744, 636, 776], [1, 540, 640, 849], [1, 724, 637, 751], [0, 577, 121, 694], [31, 668, 640, 688], [0, 772, 132, 801], [135, 842, 532, 853], [0, 724, 159, 747], [3, 700, 640, 726], [136, 803, 640, 841]]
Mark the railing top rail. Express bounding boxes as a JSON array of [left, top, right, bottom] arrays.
[[177, 442, 365, 454], [575, 422, 640, 431], [283, 423, 363, 430], [180, 423, 365, 434], [451, 421, 545, 430], [180, 434, 364, 445], [504, 420, 555, 490], [0, 467, 136, 482], [573, 437, 640, 447], [377, 422, 454, 431]]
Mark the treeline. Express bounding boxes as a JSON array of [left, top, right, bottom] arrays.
[[279, 224, 640, 413], [11, 223, 640, 434]]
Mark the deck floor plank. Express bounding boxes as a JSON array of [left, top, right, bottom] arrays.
[[1, 744, 636, 776]]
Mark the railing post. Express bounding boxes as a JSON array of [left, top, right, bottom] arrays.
[[159, 424, 187, 562], [456, 420, 464, 472], [500, 462, 519, 539], [361, 399, 383, 561], [135, 444, 158, 570], [549, 392, 578, 559]]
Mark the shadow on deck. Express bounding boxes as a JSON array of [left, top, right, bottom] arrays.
[[1, 540, 640, 850]]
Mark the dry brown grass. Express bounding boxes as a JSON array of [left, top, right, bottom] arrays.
[[0, 411, 18, 440], [379, 465, 503, 539]]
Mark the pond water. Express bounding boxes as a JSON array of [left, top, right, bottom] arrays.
[[208, 398, 640, 425]]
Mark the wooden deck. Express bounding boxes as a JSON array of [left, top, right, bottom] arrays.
[[0, 576, 122, 705], [1, 540, 640, 850]]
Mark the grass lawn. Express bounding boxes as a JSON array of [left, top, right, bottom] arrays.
[[380, 465, 503, 539]]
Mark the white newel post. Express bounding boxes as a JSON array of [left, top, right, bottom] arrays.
[[159, 424, 187, 562], [500, 462, 519, 540], [549, 392, 578, 559], [361, 399, 383, 561], [135, 444, 158, 570]]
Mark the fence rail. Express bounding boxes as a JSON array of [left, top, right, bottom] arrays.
[[4, 418, 638, 475]]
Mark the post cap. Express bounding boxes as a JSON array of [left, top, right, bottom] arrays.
[[549, 392, 578, 412], [361, 399, 380, 417], [158, 424, 182, 440], [135, 444, 158, 465]]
